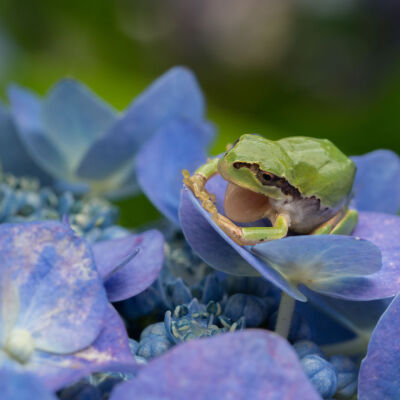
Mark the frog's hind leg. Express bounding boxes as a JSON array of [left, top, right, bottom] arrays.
[[312, 209, 358, 236], [212, 213, 290, 246]]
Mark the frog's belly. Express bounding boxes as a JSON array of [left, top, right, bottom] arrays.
[[269, 197, 337, 234]]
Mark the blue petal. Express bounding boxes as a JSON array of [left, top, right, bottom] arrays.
[[251, 235, 382, 299], [7, 85, 69, 179], [109, 330, 320, 400], [77, 66, 207, 180], [43, 79, 117, 171], [0, 103, 52, 183], [0, 370, 57, 400], [93, 230, 164, 302], [136, 119, 214, 225], [351, 150, 400, 214], [358, 294, 400, 400], [0, 221, 108, 353], [25, 305, 137, 391]]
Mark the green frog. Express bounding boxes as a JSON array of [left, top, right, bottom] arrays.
[[183, 134, 358, 245]]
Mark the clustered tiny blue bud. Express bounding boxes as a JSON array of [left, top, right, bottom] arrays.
[[0, 173, 129, 242]]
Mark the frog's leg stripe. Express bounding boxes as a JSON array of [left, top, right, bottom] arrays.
[[312, 209, 358, 236]]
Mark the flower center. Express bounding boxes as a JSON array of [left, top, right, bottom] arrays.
[[3, 329, 35, 364]]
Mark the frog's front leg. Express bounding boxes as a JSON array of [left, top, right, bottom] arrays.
[[312, 208, 358, 235], [183, 157, 219, 204], [212, 213, 289, 246]]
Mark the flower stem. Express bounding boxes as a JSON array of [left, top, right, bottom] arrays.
[[275, 291, 296, 339], [321, 335, 370, 357]]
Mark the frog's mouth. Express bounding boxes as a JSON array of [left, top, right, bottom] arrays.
[[224, 182, 271, 223]]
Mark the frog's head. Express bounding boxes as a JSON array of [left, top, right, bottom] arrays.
[[218, 134, 295, 198], [218, 134, 296, 223]]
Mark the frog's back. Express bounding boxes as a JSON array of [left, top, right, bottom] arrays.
[[277, 136, 355, 208]]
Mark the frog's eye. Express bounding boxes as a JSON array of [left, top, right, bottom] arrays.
[[262, 173, 272, 181], [257, 170, 277, 185]]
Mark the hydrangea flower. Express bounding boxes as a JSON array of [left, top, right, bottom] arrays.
[[3, 67, 214, 198], [0, 221, 138, 390], [110, 330, 321, 400]]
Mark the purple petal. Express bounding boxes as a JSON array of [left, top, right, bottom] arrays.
[[7, 85, 69, 179], [0, 370, 57, 400], [77, 66, 207, 180], [0, 221, 108, 353], [93, 230, 164, 302], [0, 104, 51, 183], [109, 330, 320, 400], [351, 150, 400, 214], [358, 294, 400, 399], [136, 119, 214, 225], [25, 305, 137, 391], [43, 79, 117, 171]]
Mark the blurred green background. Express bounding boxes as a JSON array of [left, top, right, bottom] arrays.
[[1, 0, 400, 225]]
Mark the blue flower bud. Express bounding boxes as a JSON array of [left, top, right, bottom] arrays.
[[224, 293, 269, 327], [58, 192, 75, 215], [136, 335, 173, 360], [301, 355, 338, 399], [166, 278, 193, 308], [128, 339, 139, 355], [293, 340, 325, 359], [329, 355, 357, 398], [140, 322, 169, 341], [200, 273, 225, 304]]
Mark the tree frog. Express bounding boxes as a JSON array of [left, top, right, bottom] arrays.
[[183, 134, 358, 246]]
